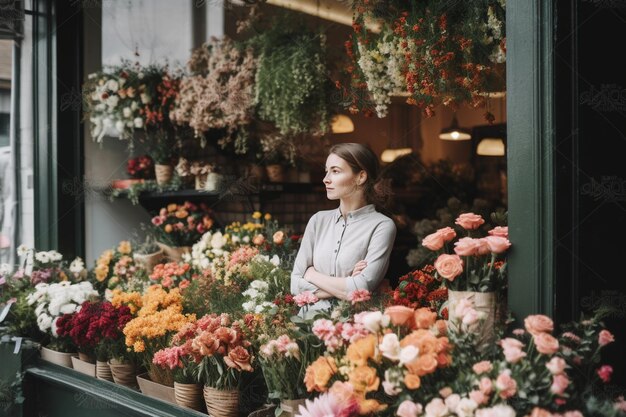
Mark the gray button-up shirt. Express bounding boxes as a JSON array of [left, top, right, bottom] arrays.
[[290, 204, 397, 312]]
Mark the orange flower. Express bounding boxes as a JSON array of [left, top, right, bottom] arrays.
[[358, 398, 387, 415], [272, 231, 285, 245], [117, 240, 132, 254], [175, 209, 189, 219], [348, 365, 379, 394], [414, 308, 437, 329], [404, 373, 421, 389], [384, 305, 415, 328], [224, 346, 253, 372], [164, 224, 173, 233], [346, 334, 377, 366], [167, 204, 178, 212], [405, 353, 438, 376], [304, 356, 337, 392], [252, 234, 265, 246], [401, 330, 438, 355]]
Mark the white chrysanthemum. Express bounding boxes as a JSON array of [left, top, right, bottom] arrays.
[[37, 313, 53, 332], [59, 303, 77, 315], [69, 257, 85, 274], [242, 301, 255, 312], [210, 232, 225, 249], [47, 250, 62, 262], [35, 251, 50, 263], [250, 280, 269, 292], [17, 244, 30, 257]]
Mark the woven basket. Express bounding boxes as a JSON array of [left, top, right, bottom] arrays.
[[109, 360, 136, 387], [203, 386, 239, 417], [174, 382, 204, 411], [155, 164, 173, 185], [96, 360, 114, 381]]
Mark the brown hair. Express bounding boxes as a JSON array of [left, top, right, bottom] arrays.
[[328, 143, 392, 209]]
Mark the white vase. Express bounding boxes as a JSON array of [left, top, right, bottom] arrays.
[[204, 172, 222, 191]]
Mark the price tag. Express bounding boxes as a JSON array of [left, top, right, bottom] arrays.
[[0, 298, 16, 323]]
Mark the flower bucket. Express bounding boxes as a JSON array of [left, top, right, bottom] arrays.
[[174, 382, 204, 411], [280, 399, 308, 417], [447, 290, 502, 349], [204, 172, 222, 192], [265, 164, 284, 183], [137, 372, 176, 405], [108, 359, 136, 387], [156, 242, 190, 263], [71, 356, 96, 377], [133, 249, 165, 273], [96, 360, 114, 381], [155, 164, 173, 185], [203, 386, 239, 417], [40, 346, 76, 368]]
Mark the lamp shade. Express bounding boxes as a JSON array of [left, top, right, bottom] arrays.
[[439, 114, 471, 141], [331, 114, 355, 134], [476, 137, 505, 156], [381, 148, 412, 163]]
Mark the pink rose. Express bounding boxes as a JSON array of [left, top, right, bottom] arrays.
[[534, 332, 559, 355], [397, 400, 422, 417], [597, 365, 613, 383], [454, 237, 482, 256], [434, 254, 464, 281], [469, 390, 487, 405], [598, 329, 615, 346], [422, 231, 446, 251], [438, 227, 457, 242], [475, 238, 492, 255], [455, 213, 485, 230], [484, 235, 512, 254], [550, 374, 570, 396], [424, 398, 447, 417], [473, 361, 493, 375], [546, 357, 567, 375], [500, 338, 527, 363], [438, 387, 453, 398], [151, 216, 164, 226], [479, 377, 493, 394], [524, 315, 554, 336], [495, 371, 517, 399], [488, 226, 508, 238]]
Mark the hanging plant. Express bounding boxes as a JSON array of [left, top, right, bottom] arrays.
[[253, 26, 331, 137], [343, 0, 506, 121]]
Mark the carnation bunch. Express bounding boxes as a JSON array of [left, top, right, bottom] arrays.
[[151, 201, 215, 247], [149, 262, 195, 290]]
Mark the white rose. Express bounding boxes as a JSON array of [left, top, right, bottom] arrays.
[[231, 236, 240, 244], [242, 236, 250, 243], [133, 117, 143, 128], [106, 79, 119, 91], [379, 333, 401, 361], [475, 405, 515, 417], [106, 95, 119, 109], [130, 101, 138, 110], [444, 394, 460, 414], [122, 107, 132, 118], [399, 345, 419, 366], [455, 398, 478, 417], [362, 311, 390, 333], [242, 301, 255, 312], [140, 93, 150, 104]]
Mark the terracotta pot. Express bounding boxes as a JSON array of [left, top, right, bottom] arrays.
[[71, 356, 96, 377], [280, 399, 308, 417], [156, 242, 191, 262], [203, 386, 239, 417], [265, 164, 285, 183], [108, 359, 136, 387], [96, 360, 114, 381], [137, 372, 176, 404], [40, 346, 76, 368], [447, 290, 503, 349], [133, 249, 165, 273], [174, 382, 204, 411], [155, 164, 173, 185]]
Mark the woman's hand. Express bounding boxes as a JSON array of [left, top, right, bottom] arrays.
[[351, 260, 368, 276]]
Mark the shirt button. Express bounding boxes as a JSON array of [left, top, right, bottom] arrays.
[[334, 249, 337, 253]]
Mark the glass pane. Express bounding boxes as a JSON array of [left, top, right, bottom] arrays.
[[101, 0, 193, 66]]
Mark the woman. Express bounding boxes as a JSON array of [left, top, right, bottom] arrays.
[[290, 143, 397, 314]]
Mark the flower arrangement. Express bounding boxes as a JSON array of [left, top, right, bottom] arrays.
[[56, 301, 133, 362], [191, 313, 254, 390], [344, 0, 506, 120], [152, 320, 201, 384], [151, 201, 215, 247], [26, 281, 98, 351], [422, 213, 510, 292], [149, 262, 195, 290], [389, 265, 448, 316], [170, 37, 256, 154], [92, 241, 139, 295], [126, 155, 154, 179], [185, 230, 230, 270]]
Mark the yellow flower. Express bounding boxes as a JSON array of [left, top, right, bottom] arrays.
[[164, 224, 173, 233], [118, 240, 132, 254], [348, 365, 379, 394], [167, 204, 177, 213], [95, 264, 109, 282], [264, 213, 272, 221], [304, 356, 337, 392], [175, 209, 188, 219], [252, 211, 262, 220], [346, 334, 377, 366]]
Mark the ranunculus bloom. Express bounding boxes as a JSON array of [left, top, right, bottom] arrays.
[[546, 357, 567, 375], [294, 291, 319, 307], [224, 346, 253, 372], [550, 374, 570, 396], [422, 232, 445, 251], [598, 329, 615, 346], [484, 235, 512, 254], [434, 254, 464, 281], [597, 365, 613, 383], [534, 332, 559, 355], [454, 237, 482, 256], [304, 356, 337, 392], [473, 361, 493, 374], [524, 315, 554, 336], [414, 307, 437, 329], [455, 213, 485, 230], [385, 305, 415, 328], [496, 371, 517, 399], [488, 226, 508, 238], [397, 400, 422, 417]]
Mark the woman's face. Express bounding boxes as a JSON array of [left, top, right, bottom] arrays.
[[323, 153, 364, 200]]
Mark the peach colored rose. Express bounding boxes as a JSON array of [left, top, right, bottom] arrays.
[[534, 332, 559, 355], [438, 227, 457, 242], [495, 371, 517, 399], [272, 231, 285, 245], [434, 320, 447, 336], [524, 315, 554, 336], [488, 226, 508, 238], [252, 234, 265, 246], [469, 390, 487, 405], [384, 305, 415, 328], [346, 334, 377, 366], [439, 387, 453, 398], [406, 353, 438, 376], [455, 213, 485, 230], [473, 361, 493, 374], [598, 329, 615, 346], [454, 237, 482, 256], [414, 308, 437, 329], [475, 238, 492, 255], [223, 346, 253, 372], [422, 231, 445, 251], [434, 254, 464, 281], [484, 236, 511, 254], [550, 374, 570, 395], [401, 330, 438, 355], [404, 374, 421, 390], [304, 356, 337, 392], [348, 365, 379, 393], [546, 357, 567, 375]]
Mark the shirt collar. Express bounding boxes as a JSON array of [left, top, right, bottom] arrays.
[[334, 204, 376, 223]]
